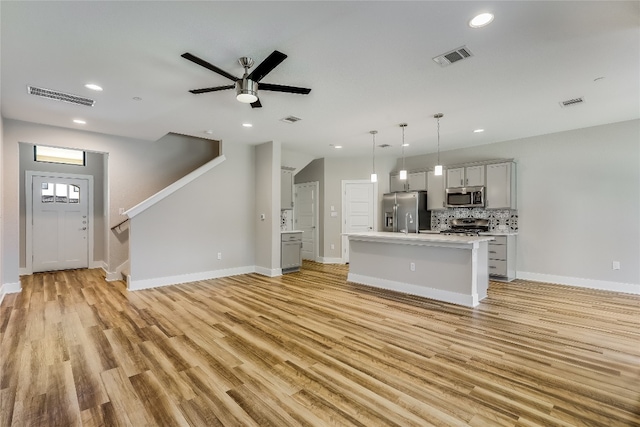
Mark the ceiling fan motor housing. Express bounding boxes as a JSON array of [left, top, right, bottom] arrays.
[[236, 78, 258, 103]]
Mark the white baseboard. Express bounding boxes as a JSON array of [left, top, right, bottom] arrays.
[[19, 268, 29, 276], [128, 265, 256, 291], [254, 266, 282, 277], [320, 257, 345, 264], [0, 282, 22, 305], [347, 273, 479, 307], [90, 260, 105, 269], [517, 271, 640, 295]]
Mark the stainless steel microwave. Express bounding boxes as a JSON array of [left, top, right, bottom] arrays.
[[445, 186, 485, 208]]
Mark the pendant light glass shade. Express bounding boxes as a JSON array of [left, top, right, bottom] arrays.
[[434, 113, 443, 176], [370, 130, 378, 183], [399, 123, 407, 180]]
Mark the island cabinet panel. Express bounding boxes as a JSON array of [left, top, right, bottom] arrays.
[[346, 232, 492, 307]]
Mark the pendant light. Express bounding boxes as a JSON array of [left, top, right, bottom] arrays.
[[399, 123, 408, 180], [370, 130, 378, 183], [434, 113, 444, 176]]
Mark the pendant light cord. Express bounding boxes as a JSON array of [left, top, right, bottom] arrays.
[[437, 116, 440, 165], [401, 125, 406, 171]]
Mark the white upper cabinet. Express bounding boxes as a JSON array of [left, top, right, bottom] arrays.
[[389, 174, 404, 192], [389, 171, 427, 192], [281, 168, 294, 209], [486, 162, 516, 209], [427, 171, 446, 210], [407, 171, 427, 191], [447, 166, 485, 187]]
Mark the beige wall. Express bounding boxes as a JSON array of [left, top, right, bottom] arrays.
[[392, 119, 640, 287], [254, 141, 281, 274], [2, 119, 219, 284]]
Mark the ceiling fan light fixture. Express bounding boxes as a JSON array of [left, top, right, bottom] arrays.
[[235, 79, 258, 103]]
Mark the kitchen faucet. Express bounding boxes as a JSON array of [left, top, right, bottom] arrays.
[[404, 212, 413, 235]]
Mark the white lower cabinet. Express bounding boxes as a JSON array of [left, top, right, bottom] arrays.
[[487, 234, 516, 282], [281, 232, 302, 273]]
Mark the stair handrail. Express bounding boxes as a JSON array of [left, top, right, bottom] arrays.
[[111, 218, 129, 232]]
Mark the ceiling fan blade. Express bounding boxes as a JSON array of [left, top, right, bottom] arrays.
[[189, 85, 235, 94], [250, 99, 262, 108], [259, 83, 311, 95], [181, 52, 238, 82], [247, 50, 287, 82]]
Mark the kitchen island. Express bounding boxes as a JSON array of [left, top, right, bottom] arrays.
[[346, 232, 494, 307]]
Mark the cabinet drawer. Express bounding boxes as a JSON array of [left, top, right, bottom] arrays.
[[281, 233, 302, 242], [488, 244, 507, 260], [489, 259, 507, 276], [490, 235, 507, 245]]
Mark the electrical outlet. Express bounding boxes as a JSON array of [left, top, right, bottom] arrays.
[[410, 262, 415, 271], [612, 261, 620, 270], [330, 244, 335, 250], [217, 252, 222, 260]]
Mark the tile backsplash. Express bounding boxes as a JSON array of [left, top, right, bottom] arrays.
[[281, 209, 293, 231], [431, 208, 518, 232]]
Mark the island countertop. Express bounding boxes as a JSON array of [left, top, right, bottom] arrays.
[[345, 231, 494, 248]]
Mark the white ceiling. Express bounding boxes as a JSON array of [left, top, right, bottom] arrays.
[[1, 1, 638, 159]]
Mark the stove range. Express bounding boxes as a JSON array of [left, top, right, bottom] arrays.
[[441, 218, 489, 236]]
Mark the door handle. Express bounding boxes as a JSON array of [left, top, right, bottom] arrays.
[[82, 227, 87, 230]]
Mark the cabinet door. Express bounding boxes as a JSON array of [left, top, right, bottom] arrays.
[[465, 165, 485, 186], [389, 174, 406, 192], [281, 169, 293, 209], [407, 172, 427, 191], [281, 241, 302, 269], [427, 171, 446, 210], [486, 162, 515, 209], [446, 168, 465, 188]]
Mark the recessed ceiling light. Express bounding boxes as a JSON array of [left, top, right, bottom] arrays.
[[73, 119, 86, 124], [132, 96, 142, 101], [84, 83, 103, 91], [402, 143, 410, 147], [204, 130, 214, 134], [334, 145, 342, 149], [469, 13, 494, 28], [473, 129, 485, 133], [242, 123, 253, 128]]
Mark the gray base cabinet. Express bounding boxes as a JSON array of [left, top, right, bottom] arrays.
[[487, 234, 517, 282], [281, 232, 302, 273]]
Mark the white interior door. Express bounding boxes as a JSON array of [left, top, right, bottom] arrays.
[[32, 176, 89, 272], [294, 182, 318, 261], [342, 181, 376, 263]]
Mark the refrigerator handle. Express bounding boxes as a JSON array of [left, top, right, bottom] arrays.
[[393, 204, 398, 232]]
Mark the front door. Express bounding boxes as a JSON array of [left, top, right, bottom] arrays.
[[342, 181, 376, 263], [294, 182, 318, 261], [32, 176, 89, 272]]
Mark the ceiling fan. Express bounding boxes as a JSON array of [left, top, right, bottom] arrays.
[[181, 50, 311, 108]]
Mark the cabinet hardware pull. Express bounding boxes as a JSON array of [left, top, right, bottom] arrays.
[[489, 266, 496, 269]]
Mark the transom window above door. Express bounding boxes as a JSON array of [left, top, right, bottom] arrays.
[[34, 145, 85, 166]]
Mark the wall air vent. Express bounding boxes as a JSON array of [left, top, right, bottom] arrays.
[[433, 46, 473, 67], [560, 97, 585, 107], [280, 115, 302, 124], [27, 85, 95, 107]]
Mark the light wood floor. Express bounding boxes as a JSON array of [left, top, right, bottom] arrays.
[[1, 262, 639, 426]]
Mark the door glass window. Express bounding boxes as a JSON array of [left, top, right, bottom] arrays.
[[41, 182, 54, 203], [55, 183, 68, 203], [69, 185, 80, 203]]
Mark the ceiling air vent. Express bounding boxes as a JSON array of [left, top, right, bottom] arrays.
[[560, 97, 585, 108], [378, 144, 392, 149], [280, 115, 302, 124], [27, 85, 95, 107], [433, 46, 473, 67]]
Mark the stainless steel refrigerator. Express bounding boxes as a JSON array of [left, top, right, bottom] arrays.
[[382, 191, 431, 233]]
